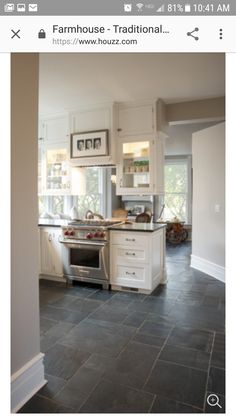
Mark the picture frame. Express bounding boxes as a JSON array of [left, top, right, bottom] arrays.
[[70, 130, 109, 158]]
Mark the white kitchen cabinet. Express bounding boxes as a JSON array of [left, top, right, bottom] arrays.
[[116, 135, 165, 195], [39, 116, 71, 195], [42, 142, 71, 195], [39, 227, 64, 281], [69, 103, 118, 166], [117, 103, 155, 137], [42, 116, 69, 144], [110, 228, 166, 294]]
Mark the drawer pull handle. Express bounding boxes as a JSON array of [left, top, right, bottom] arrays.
[[125, 252, 136, 256], [125, 238, 135, 242], [126, 271, 136, 276]]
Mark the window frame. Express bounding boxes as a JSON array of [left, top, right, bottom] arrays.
[[164, 155, 192, 224]]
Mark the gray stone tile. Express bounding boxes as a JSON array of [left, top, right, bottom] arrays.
[[79, 379, 155, 413], [53, 385, 88, 411], [43, 320, 75, 337], [49, 294, 79, 308], [44, 343, 90, 379], [40, 305, 74, 322], [67, 365, 103, 393], [40, 317, 57, 335], [207, 366, 225, 395], [139, 320, 173, 338], [122, 311, 147, 327], [159, 344, 210, 370], [151, 395, 203, 413], [59, 318, 135, 357], [87, 289, 117, 302], [99, 341, 160, 389], [38, 374, 66, 398], [129, 296, 175, 315], [167, 326, 214, 352], [88, 304, 131, 323], [18, 394, 59, 413], [144, 360, 207, 409], [68, 298, 104, 313], [132, 332, 165, 348]]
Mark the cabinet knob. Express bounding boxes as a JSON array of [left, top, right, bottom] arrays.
[[125, 238, 135, 242], [48, 234, 52, 242], [117, 128, 122, 132], [126, 271, 136, 276], [125, 252, 136, 256]]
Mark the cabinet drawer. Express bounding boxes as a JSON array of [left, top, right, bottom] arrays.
[[111, 264, 150, 289], [111, 232, 149, 248], [113, 245, 149, 263]]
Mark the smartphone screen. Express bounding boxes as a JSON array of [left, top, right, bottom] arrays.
[[0, 0, 233, 416]]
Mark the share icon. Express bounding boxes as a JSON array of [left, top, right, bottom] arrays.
[[187, 27, 199, 40]]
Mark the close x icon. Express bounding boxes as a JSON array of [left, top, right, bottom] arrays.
[[11, 29, 21, 38]]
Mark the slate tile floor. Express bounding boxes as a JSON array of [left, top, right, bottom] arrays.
[[19, 243, 225, 414]]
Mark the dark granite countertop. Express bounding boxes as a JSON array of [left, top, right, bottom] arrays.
[[108, 222, 166, 233], [38, 219, 166, 233]]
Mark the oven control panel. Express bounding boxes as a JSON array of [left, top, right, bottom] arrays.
[[62, 227, 107, 241]]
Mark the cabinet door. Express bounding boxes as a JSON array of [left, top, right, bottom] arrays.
[[43, 117, 68, 143], [116, 139, 154, 195], [43, 143, 71, 194], [52, 230, 63, 276], [118, 104, 154, 137], [71, 108, 111, 133], [40, 229, 54, 275]]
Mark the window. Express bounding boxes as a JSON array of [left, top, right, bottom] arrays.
[[73, 167, 106, 216], [39, 167, 106, 218], [163, 157, 192, 223]]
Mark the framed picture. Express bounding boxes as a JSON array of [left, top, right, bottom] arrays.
[[70, 130, 109, 158]]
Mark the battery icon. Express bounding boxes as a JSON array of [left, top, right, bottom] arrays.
[[185, 4, 191, 12]]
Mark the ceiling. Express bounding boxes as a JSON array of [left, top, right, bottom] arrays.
[[39, 53, 225, 117]]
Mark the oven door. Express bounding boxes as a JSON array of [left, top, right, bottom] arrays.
[[61, 240, 109, 281]]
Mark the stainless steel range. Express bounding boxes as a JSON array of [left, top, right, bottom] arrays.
[[60, 220, 122, 289]]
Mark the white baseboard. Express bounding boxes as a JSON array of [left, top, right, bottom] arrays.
[[11, 352, 47, 413], [191, 254, 225, 282]]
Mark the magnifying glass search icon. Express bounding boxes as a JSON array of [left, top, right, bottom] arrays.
[[207, 394, 222, 408]]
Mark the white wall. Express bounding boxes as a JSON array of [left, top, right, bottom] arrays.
[[11, 54, 45, 412], [191, 123, 225, 281]]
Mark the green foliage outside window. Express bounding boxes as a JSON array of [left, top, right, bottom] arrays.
[[164, 161, 188, 221]]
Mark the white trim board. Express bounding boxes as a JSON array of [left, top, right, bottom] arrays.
[[11, 352, 46, 413], [191, 254, 225, 283]]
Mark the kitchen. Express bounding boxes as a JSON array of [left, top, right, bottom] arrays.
[[11, 53, 225, 413]]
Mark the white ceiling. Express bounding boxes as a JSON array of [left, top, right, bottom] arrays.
[[39, 53, 225, 116]]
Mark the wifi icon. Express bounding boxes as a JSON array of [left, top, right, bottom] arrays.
[[136, 3, 144, 11], [156, 4, 165, 12]]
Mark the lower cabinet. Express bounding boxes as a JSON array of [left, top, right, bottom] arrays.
[[39, 227, 64, 281], [110, 229, 166, 294]]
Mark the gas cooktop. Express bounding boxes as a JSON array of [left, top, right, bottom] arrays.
[[68, 219, 123, 227]]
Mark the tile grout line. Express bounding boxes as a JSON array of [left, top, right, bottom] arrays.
[[203, 330, 216, 412], [141, 324, 175, 390]]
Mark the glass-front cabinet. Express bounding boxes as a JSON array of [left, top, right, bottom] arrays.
[[116, 136, 164, 195], [41, 143, 71, 195]]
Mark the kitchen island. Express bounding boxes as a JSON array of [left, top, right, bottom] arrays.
[[109, 223, 166, 294], [39, 219, 166, 294]]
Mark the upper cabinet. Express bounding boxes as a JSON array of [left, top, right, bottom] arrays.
[[115, 100, 166, 195], [117, 102, 155, 137], [39, 116, 71, 195], [43, 116, 69, 143], [116, 134, 165, 196], [69, 103, 118, 167]]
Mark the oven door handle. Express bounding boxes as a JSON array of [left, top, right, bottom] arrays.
[[60, 239, 106, 247]]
